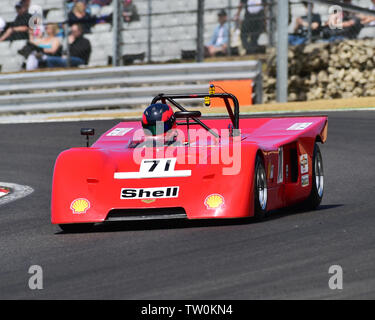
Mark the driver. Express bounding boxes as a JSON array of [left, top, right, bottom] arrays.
[[141, 103, 178, 145]]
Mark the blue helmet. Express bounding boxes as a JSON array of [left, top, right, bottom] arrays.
[[142, 104, 176, 136]]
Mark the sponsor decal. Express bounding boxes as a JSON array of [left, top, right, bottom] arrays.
[[277, 147, 283, 184], [115, 158, 191, 179], [121, 186, 179, 199], [204, 194, 225, 210], [141, 199, 156, 204], [70, 198, 90, 214], [301, 174, 309, 187], [287, 122, 313, 131], [107, 128, 133, 137], [300, 154, 309, 174]]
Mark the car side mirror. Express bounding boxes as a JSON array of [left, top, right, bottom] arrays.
[[81, 128, 95, 147]]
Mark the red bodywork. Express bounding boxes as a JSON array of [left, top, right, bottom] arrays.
[[51, 114, 328, 225]]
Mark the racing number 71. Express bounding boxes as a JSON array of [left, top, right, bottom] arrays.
[[142, 159, 172, 173]]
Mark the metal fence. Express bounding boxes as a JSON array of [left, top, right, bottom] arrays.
[[0, 0, 278, 73], [1, 0, 375, 102], [116, 0, 277, 64]]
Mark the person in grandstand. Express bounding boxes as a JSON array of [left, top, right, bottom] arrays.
[[68, 1, 96, 34], [44, 24, 91, 68], [123, 0, 140, 23], [235, 0, 265, 54], [67, 0, 90, 12], [322, 0, 363, 42], [91, 0, 113, 8], [358, 0, 375, 26], [25, 24, 62, 71], [0, 17, 6, 34], [205, 9, 229, 57], [0, 1, 31, 42], [288, 2, 322, 46]]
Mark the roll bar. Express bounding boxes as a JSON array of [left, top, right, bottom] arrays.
[[151, 93, 240, 138]]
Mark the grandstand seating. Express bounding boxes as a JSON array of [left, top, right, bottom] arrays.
[[0, 0, 374, 73], [0, 0, 263, 71]]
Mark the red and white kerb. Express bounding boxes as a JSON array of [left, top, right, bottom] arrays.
[[0, 188, 10, 198]]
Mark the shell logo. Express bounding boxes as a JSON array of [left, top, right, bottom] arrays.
[[70, 198, 90, 214], [204, 194, 224, 210]]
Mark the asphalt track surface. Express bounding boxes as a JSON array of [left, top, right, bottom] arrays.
[[0, 111, 375, 300]]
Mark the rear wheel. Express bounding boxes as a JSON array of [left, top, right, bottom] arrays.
[[59, 223, 94, 233], [254, 155, 268, 220], [302, 143, 324, 210]]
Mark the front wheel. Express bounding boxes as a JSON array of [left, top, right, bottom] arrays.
[[254, 155, 268, 220], [302, 143, 324, 210]]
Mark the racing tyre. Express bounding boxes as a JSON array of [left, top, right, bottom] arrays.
[[254, 155, 268, 220], [302, 143, 324, 210], [59, 223, 94, 233]]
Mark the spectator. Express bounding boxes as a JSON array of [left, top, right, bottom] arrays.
[[235, 0, 265, 54], [123, 0, 139, 23], [68, 1, 95, 34], [91, 0, 112, 8], [288, 2, 322, 46], [22, 0, 31, 9], [205, 9, 229, 57], [26, 24, 62, 71], [44, 24, 91, 68], [0, 1, 32, 42], [322, 0, 363, 42], [359, 0, 375, 26], [67, 0, 90, 13], [0, 17, 6, 34]]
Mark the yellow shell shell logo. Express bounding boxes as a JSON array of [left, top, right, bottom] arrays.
[[70, 198, 90, 214], [142, 199, 156, 204], [204, 194, 224, 210]]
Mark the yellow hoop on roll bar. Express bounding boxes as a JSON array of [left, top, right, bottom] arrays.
[[204, 96, 211, 107]]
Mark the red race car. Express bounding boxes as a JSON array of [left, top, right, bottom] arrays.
[[51, 91, 328, 232]]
